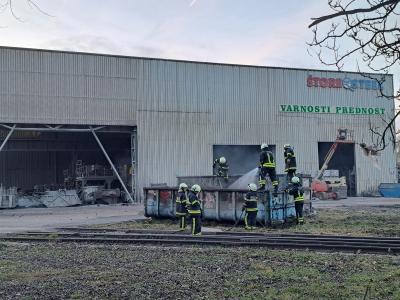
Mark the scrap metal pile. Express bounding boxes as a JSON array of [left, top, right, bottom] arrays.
[[0, 160, 130, 209]]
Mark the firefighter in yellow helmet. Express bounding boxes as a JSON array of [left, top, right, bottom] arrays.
[[287, 176, 304, 224], [213, 156, 229, 179], [259, 144, 279, 196], [187, 184, 202, 235], [242, 183, 258, 230], [175, 183, 189, 230], [284, 144, 297, 181]]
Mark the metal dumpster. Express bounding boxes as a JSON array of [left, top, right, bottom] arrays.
[[144, 187, 310, 225], [177, 175, 242, 189], [378, 183, 400, 197]]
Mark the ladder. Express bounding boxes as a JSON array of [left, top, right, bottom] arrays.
[[316, 142, 338, 180], [315, 128, 354, 180]]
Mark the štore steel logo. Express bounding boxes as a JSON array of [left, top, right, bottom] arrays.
[[307, 75, 381, 91]]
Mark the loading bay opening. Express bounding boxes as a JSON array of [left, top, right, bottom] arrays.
[[213, 145, 276, 175], [318, 142, 356, 196], [0, 124, 137, 208]]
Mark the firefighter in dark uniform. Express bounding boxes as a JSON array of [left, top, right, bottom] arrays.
[[284, 144, 297, 181], [187, 184, 202, 235], [287, 176, 304, 224], [259, 143, 279, 195], [242, 183, 258, 230], [175, 183, 189, 231], [213, 156, 229, 179]]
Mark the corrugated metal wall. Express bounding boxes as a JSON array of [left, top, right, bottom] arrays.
[[0, 48, 137, 125], [0, 47, 396, 196], [135, 60, 396, 195]]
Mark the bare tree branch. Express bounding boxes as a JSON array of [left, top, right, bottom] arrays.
[[27, 0, 53, 17], [309, 0, 400, 152], [0, 0, 52, 22], [309, 0, 399, 27]]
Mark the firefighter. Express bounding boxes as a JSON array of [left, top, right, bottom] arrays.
[[175, 182, 189, 231], [242, 183, 258, 230], [287, 176, 304, 224], [213, 156, 229, 179], [259, 144, 279, 196], [187, 184, 202, 235], [284, 144, 297, 181]]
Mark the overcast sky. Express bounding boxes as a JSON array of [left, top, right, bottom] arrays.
[[0, 1, 343, 67], [0, 0, 398, 90]]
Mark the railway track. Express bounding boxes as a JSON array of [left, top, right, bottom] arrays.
[[1, 228, 399, 254]]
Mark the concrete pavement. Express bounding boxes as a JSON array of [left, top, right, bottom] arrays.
[[312, 196, 400, 208], [0, 204, 145, 233], [1, 197, 400, 234]]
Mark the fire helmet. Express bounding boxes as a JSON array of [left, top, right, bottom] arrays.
[[291, 176, 300, 184], [179, 183, 188, 191], [248, 183, 257, 191], [191, 184, 202, 193]]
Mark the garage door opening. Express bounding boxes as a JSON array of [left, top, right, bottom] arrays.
[[318, 142, 356, 196], [0, 124, 137, 208], [213, 145, 276, 175]]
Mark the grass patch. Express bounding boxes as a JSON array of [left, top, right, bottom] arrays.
[[90, 206, 400, 237], [91, 217, 177, 230], [47, 233, 59, 239], [1, 243, 399, 299]]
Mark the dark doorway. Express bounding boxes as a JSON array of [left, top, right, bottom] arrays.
[[213, 145, 276, 175], [0, 130, 132, 191], [318, 142, 356, 196]]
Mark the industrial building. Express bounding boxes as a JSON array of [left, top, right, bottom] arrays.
[[0, 46, 396, 202]]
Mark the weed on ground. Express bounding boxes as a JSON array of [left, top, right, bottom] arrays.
[[0, 242, 399, 299]]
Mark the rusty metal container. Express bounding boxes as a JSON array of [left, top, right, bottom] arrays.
[[144, 187, 311, 225], [176, 175, 242, 189]]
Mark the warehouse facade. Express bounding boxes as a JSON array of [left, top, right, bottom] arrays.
[[0, 46, 396, 200]]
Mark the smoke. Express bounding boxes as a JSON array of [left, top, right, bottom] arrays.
[[213, 145, 276, 176], [228, 168, 259, 189], [189, 0, 197, 7]]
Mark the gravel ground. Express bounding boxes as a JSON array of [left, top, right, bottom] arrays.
[[0, 242, 399, 300]]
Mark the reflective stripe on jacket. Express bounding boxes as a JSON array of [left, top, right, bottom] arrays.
[[260, 150, 276, 168], [176, 191, 189, 215], [187, 191, 202, 215], [284, 148, 297, 171], [243, 191, 258, 212], [288, 183, 304, 202]]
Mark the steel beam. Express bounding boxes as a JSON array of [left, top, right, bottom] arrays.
[[0, 124, 16, 152], [131, 128, 138, 202], [90, 126, 134, 203], [0, 124, 104, 132]]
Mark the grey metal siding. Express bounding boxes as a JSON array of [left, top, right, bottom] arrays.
[[0, 48, 137, 125], [136, 62, 395, 195], [0, 47, 396, 196]]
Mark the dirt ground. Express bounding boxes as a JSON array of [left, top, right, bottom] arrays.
[[0, 242, 399, 300]]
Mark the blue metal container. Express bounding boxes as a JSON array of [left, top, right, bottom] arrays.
[[378, 183, 400, 197], [144, 187, 308, 225]]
